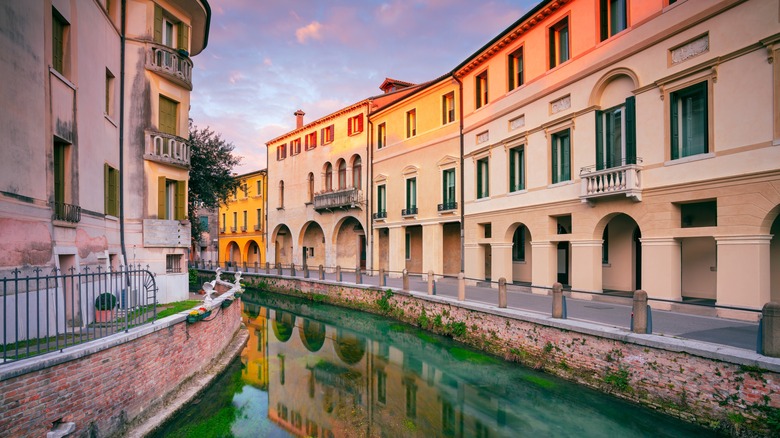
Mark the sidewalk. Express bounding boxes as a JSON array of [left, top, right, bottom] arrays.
[[219, 266, 760, 352]]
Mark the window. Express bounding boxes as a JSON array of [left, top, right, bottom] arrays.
[[670, 81, 708, 160], [509, 146, 525, 192], [199, 216, 208, 230], [377, 123, 387, 149], [242, 210, 247, 231], [305, 132, 317, 150], [508, 47, 524, 91], [241, 183, 248, 198], [512, 225, 526, 262], [278, 180, 284, 208], [347, 114, 364, 136], [476, 157, 489, 199], [406, 109, 416, 138], [232, 212, 237, 231], [52, 141, 74, 221], [405, 178, 417, 211], [475, 71, 488, 109], [256, 180, 263, 196], [377, 185, 386, 214], [442, 168, 456, 208], [442, 92, 455, 124], [680, 200, 717, 228], [307, 172, 314, 202], [221, 213, 226, 232], [104, 164, 119, 216], [551, 130, 571, 184], [600, 0, 627, 41], [352, 157, 362, 189], [321, 124, 335, 144], [325, 163, 333, 191], [405, 233, 411, 260], [276, 144, 287, 161], [290, 138, 301, 155], [158, 95, 178, 135], [596, 96, 636, 169], [105, 69, 115, 117], [157, 177, 185, 220], [52, 9, 68, 75], [549, 17, 570, 69], [602, 225, 609, 264], [166, 254, 182, 273], [338, 161, 347, 189], [154, 4, 190, 51], [256, 208, 262, 231]]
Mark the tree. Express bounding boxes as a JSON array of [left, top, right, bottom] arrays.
[[187, 121, 242, 250]]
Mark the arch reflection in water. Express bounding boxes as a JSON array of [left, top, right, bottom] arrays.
[[157, 294, 714, 437]]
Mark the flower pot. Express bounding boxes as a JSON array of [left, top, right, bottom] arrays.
[[201, 310, 212, 319], [95, 309, 115, 323], [186, 315, 199, 324], [221, 299, 233, 309]]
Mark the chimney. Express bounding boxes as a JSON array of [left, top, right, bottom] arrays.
[[294, 109, 305, 129]]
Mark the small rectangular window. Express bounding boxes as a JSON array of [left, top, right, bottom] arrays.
[[442, 168, 456, 208], [476, 157, 489, 199], [508, 47, 524, 91], [405, 178, 417, 211], [475, 71, 488, 109], [406, 109, 416, 138], [166, 254, 182, 273], [321, 124, 335, 144], [549, 17, 570, 69], [305, 132, 317, 150], [242, 210, 247, 231], [680, 200, 717, 228], [348, 114, 364, 136], [276, 144, 287, 160], [377, 123, 387, 149], [377, 184, 386, 214], [200, 215, 208, 229], [221, 213, 226, 232], [105, 69, 115, 117], [256, 208, 262, 231], [442, 92, 455, 124], [257, 180, 263, 196], [52, 10, 68, 75]]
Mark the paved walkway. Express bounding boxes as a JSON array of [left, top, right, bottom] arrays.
[[212, 266, 761, 352]]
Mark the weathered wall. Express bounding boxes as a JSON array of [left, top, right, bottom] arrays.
[[0, 301, 242, 438], [241, 273, 780, 436]]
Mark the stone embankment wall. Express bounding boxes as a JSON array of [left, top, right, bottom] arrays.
[[244, 273, 780, 437], [0, 301, 242, 438]]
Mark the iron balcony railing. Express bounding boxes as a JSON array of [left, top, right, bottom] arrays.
[[372, 211, 387, 220], [145, 42, 193, 89], [402, 207, 418, 216], [1, 265, 157, 364], [313, 188, 362, 211], [438, 201, 458, 212], [51, 201, 81, 223], [144, 131, 190, 167], [579, 159, 643, 203], [230, 226, 237, 233], [254, 225, 261, 231]]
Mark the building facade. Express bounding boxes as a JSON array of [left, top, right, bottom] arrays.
[[219, 169, 268, 269], [0, 0, 210, 315]]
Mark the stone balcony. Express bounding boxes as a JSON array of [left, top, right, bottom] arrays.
[[580, 161, 642, 203], [314, 188, 363, 212], [145, 43, 193, 90], [144, 130, 190, 168]]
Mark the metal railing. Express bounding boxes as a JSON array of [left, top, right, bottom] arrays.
[[372, 211, 387, 220], [402, 207, 418, 216], [51, 201, 81, 223], [1, 265, 157, 364], [437, 202, 457, 211]]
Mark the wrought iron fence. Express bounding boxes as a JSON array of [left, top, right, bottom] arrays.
[[1, 265, 157, 364]]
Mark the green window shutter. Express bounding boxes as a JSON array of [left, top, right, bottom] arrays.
[[595, 110, 604, 170], [562, 133, 571, 181], [110, 168, 119, 216], [519, 148, 525, 190], [670, 93, 679, 160], [175, 180, 186, 220], [104, 164, 110, 213], [178, 23, 189, 51], [509, 149, 516, 191], [157, 176, 167, 219], [52, 15, 64, 74], [154, 4, 163, 43], [477, 160, 483, 197], [625, 96, 636, 165], [159, 96, 178, 135], [508, 56, 515, 90], [599, 0, 608, 41], [551, 137, 559, 184]]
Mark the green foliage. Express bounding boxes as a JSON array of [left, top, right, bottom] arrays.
[[95, 293, 117, 310], [433, 314, 444, 328], [604, 367, 631, 392], [188, 269, 198, 286], [448, 321, 467, 337], [416, 308, 430, 329], [522, 374, 556, 389], [543, 342, 554, 354], [449, 347, 500, 364], [156, 300, 202, 319], [376, 289, 393, 313]]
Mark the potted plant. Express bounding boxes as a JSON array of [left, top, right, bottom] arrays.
[[221, 298, 233, 309], [95, 292, 118, 323], [186, 310, 199, 324]]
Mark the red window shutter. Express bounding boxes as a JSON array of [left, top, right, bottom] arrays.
[[348, 118, 353, 136], [358, 114, 364, 133], [329, 125, 334, 141]]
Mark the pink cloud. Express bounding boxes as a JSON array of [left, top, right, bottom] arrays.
[[295, 21, 323, 44]]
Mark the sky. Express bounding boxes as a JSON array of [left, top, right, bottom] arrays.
[[190, 0, 539, 174]]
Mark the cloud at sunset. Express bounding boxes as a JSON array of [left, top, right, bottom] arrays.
[[295, 21, 323, 44]]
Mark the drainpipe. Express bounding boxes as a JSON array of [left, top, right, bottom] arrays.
[[454, 74, 465, 274], [118, 0, 128, 267], [366, 104, 373, 274]]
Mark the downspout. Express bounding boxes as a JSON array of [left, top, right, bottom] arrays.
[[366, 104, 373, 273], [118, 0, 128, 267], [453, 73, 465, 274]]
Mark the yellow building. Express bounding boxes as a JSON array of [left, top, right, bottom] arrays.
[[219, 170, 267, 269]]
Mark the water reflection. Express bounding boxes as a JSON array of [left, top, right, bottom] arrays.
[[238, 293, 713, 438]]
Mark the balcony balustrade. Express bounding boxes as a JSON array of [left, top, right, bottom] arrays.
[[145, 43, 193, 89], [145, 131, 190, 167], [230, 226, 237, 233], [402, 207, 418, 217], [240, 226, 247, 232], [313, 188, 363, 212], [438, 201, 458, 212], [51, 202, 81, 223], [254, 224, 261, 231], [579, 161, 642, 203], [372, 211, 387, 220]]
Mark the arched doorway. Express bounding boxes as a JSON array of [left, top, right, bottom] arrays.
[[273, 224, 292, 266], [600, 214, 641, 293], [335, 217, 365, 269], [245, 240, 261, 268], [300, 221, 325, 267], [508, 223, 532, 284], [226, 241, 241, 268]]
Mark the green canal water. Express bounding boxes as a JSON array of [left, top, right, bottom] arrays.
[[152, 291, 717, 438]]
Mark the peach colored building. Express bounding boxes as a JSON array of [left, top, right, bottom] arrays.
[[218, 169, 268, 269], [0, 0, 210, 309], [454, 0, 780, 312]]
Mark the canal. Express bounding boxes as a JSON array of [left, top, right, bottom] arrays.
[[152, 291, 716, 437]]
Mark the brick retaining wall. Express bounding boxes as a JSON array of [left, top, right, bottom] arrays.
[[0, 301, 241, 437], [245, 273, 780, 437]]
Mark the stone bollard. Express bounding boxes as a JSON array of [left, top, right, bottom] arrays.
[[552, 282, 564, 318], [632, 290, 649, 334], [319, 265, 325, 280], [498, 277, 507, 308], [457, 272, 465, 301], [290, 263, 296, 277], [336, 265, 342, 282], [277, 263, 282, 275], [427, 270, 435, 295], [402, 269, 409, 291], [355, 266, 362, 284], [379, 268, 386, 287], [762, 302, 780, 357], [265, 262, 270, 274], [303, 264, 309, 278]]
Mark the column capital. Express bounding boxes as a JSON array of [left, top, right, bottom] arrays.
[[531, 241, 557, 248], [714, 235, 773, 245], [570, 240, 603, 247], [639, 237, 679, 246], [491, 242, 513, 249]]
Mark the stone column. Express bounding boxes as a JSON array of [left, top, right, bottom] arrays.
[[571, 240, 603, 293], [491, 243, 513, 287], [422, 223, 443, 278], [464, 243, 482, 285], [640, 237, 681, 301], [715, 235, 772, 308], [388, 226, 406, 278], [531, 241, 557, 288]]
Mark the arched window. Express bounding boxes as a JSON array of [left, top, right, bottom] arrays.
[[338, 160, 347, 190], [325, 163, 333, 191], [279, 180, 284, 208], [352, 156, 362, 189], [512, 225, 526, 262], [307, 172, 314, 203]]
